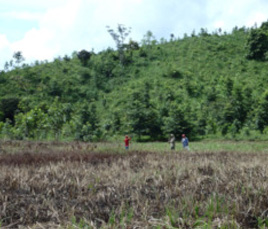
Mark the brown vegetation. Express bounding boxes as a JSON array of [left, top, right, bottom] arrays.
[[0, 140, 267, 228]]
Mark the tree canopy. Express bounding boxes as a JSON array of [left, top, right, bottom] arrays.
[[1, 23, 268, 141]]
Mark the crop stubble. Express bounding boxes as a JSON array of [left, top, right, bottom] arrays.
[[0, 141, 267, 228]]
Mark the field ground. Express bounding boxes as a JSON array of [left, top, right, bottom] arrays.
[[0, 140, 268, 228]]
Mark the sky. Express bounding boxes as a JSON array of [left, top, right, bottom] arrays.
[[0, 0, 268, 68]]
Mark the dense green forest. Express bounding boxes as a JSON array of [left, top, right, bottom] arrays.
[[1, 21, 268, 141]]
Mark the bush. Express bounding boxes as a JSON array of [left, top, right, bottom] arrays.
[[0, 97, 20, 123]]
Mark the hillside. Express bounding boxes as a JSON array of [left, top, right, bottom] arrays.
[[1, 24, 268, 141]]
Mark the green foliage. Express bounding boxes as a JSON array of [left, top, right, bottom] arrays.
[[162, 104, 193, 139], [13, 51, 25, 66], [0, 97, 20, 123], [255, 90, 268, 133], [77, 49, 92, 66], [70, 215, 90, 228], [2, 22, 268, 141], [1, 119, 13, 138], [106, 24, 131, 66], [69, 103, 101, 141], [13, 107, 48, 139], [257, 217, 268, 228], [125, 87, 161, 140], [246, 21, 268, 60]]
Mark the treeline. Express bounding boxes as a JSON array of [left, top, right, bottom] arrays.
[[1, 21, 268, 141]]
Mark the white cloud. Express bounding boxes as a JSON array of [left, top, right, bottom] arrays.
[[0, 34, 10, 49], [4, 0, 84, 64], [1, 0, 268, 68], [1, 11, 43, 21], [12, 28, 57, 61], [40, 0, 81, 31], [0, 34, 12, 67], [213, 21, 225, 29], [205, 0, 268, 32], [0, 0, 66, 11], [245, 12, 267, 28]]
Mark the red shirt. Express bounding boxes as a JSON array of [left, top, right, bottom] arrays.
[[124, 138, 130, 146]]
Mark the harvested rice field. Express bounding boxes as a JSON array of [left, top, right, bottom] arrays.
[[0, 140, 268, 228]]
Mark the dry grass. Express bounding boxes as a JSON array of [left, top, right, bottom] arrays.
[[0, 140, 268, 228]]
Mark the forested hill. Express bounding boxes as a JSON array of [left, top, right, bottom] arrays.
[[1, 22, 268, 141]]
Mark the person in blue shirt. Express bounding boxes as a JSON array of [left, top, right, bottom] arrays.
[[181, 134, 190, 150]]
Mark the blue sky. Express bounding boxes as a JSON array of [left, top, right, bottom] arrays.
[[0, 0, 267, 68]]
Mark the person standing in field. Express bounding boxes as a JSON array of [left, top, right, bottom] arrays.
[[124, 135, 131, 150], [168, 134, 176, 150], [181, 134, 190, 150]]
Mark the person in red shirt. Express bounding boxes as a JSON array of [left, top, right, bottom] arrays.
[[124, 135, 131, 150]]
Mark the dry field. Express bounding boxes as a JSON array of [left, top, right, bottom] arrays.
[[0, 140, 268, 228]]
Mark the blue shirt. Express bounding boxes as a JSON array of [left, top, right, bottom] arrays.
[[182, 137, 189, 147]]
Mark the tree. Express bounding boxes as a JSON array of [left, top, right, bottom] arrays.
[[0, 97, 20, 123], [141, 31, 157, 47], [199, 28, 210, 37], [162, 104, 193, 139], [72, 103, 100, 141], [125, 39, 140, 51], [77, 50, 92, 66], [106, 24, 131, 66], [13, 51, 25, 66], [138, 31, 158, 61], [13, 107, 48, 139], [221, 85, 248, 135], [47, 98, 71, 139], [4, 62, 9, 71], [126, 88, 160, 140], [255, 90, 268, 133], [246, 21, 268, 60]]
